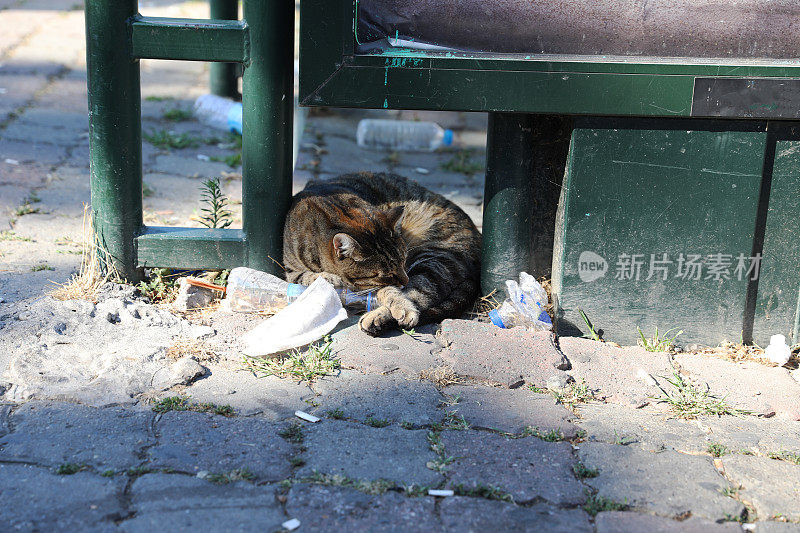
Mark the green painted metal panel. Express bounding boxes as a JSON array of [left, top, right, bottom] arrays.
[[241, 1, 294, 274], [86, 0, 143, 281], [552, 118, 767, 346], [130, 16, 249, 63], [299, 0, 800, 117], [136, 226, 245, 270], [753, 124, 800, 346]]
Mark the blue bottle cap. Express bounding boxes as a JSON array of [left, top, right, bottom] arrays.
[[287, 283, 306, 299], [538, 310, 552, 325], [227, 102, 243, 134], [488, 309, 506, 328], [443, 129, 454, 146]]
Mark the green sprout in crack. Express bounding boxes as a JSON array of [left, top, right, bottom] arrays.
[[365, 416, 391, 428], [56, 463, 88, 475], [707, 443, 728, 458], [451, 483, 514, 503], [206, 469, 255, 484], [150, 396, 235, 417], [301, 471, 393, 495], [144, 129, 199, 149], [243, 336, 339, 382], [652, 367, 750, 419], [583, 493, 628, 516], [279, 422, 305, 444], [578, 308, 601, 341], [637, 326, 683, 352], [162, 107, 193, 122], [573, 462, 599, 479], [325, 409, 345, 420]]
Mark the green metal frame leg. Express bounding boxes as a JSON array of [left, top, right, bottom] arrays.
[[209, 0, 240, 99], [481, 113, 538, 294], [241, 0, 294, 274], [85, 0, 143, 281]]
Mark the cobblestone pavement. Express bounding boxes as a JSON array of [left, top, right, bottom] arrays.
[[1, 2, 800, 532]]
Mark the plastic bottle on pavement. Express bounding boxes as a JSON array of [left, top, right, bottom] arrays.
[[488, 272, 552, 331], [193, 94, 243, 134], [356, 119, 453, 152], [223, 267, 375, 314]]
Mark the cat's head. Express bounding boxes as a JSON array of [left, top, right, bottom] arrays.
[[330, 205, 409, 290]]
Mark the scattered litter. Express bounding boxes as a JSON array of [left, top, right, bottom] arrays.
[[5, 158, 19, 165], [427, 489, 454, 497], [765, 334, 791, 366], [196, 154, 210, 161], [242, 276, 347, 357], [356, 119, 453, 151], [194, 94, 242, 134], [196, 470, 210, 479], [186, 277, 226, 293], [742, 524, 756, 531], [294, 410, 320, 423], [488, 272, 551, 331], [282, 518, 301, 531], [414, 167, 430, 174]]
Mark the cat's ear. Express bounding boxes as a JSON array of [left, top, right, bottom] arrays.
[[385, 205, 405, 231], [333, 233, 361, 260]]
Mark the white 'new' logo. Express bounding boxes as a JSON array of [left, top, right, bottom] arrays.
[[578, 251, 607, 283]]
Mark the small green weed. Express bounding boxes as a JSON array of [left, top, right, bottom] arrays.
[[638, 326, 683, 352], [426, 430, 455, 473], [56, 463, 88, 475], [137, 268, 179, 303], [150, 396, 235, 417], [206, 469, 255, 484], [531, 427, 565, 442], [612, 430, 636, 446], [365, 416, 390, 428], [767, 451, 800, 465], [289, 456, 306, 467], [0, 231, 32, 242], [720, 485, 741, 498], [101, 470, 116, 477], [578, 308, 601, 341], [400, 421, 415, 430], [126, 466, 152, 478], [325, 409, 345, 420], [279, 423, 305, 444], [31, 264, 54, 272], [14, 202, 40, 216], [550, 379, 595, 409], [583, 493, 628, 516], [144, 129, 199, 149], [652, 367, 749, 418], [439, 411, 470, 430], [573, 462, 599, 479], [708, 443, 728, 458], [210, 152, 242, 168], [244, 336, 339, 382], [145, 96, 172, 102], [26, 191, 41, 203], [451, 483, 514, 503], [441, 149, 483, 176], [163, 107, 193, 121], [198, 177, 232, 229], [302, 471, 393, 495]]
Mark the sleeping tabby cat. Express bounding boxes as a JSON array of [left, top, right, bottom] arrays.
[[283, 172, 481, 336]]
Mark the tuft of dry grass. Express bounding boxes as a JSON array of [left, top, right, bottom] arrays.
[[419, 365, 465, 387], [467, 290, 502, 321], [51, 205, 118, 301], [166, 338, 218, 363], [691, 342, 776, 367]]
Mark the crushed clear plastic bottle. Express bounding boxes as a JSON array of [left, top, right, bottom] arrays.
[[223, 267, 375, 314], [356, 119, 454, 152], [193, 94, 243, 134], [488, 272, 552, 331]]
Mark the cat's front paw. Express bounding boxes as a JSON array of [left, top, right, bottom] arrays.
[[298, 271, 345, 288], [359, 306, 395, 336], [376, 287, 420, 329]]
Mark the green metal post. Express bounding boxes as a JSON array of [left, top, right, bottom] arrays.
[[209, 0, 240, 99], [241, 0, 294, 273], [481, 113, 538, 294], [85, 0, 143, 281]]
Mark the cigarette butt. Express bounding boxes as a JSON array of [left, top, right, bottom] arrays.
[[428, 489, 454, 497], [282, 518, 301, 531], [295, 410, 320, 423]]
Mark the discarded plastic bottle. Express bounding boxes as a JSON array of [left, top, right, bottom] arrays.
[[488, 272, 552, 331], [224, 267, 375, 314], [193, 94, 242, 134], [356, 119, 453, 152]]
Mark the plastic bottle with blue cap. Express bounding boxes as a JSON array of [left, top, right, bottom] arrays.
[[488, 272, 552, 332], [224, 267, 375, 314], [356, 119, 454, 152]]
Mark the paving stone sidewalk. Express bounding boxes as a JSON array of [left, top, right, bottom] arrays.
[[1, 1, 800, 532]]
